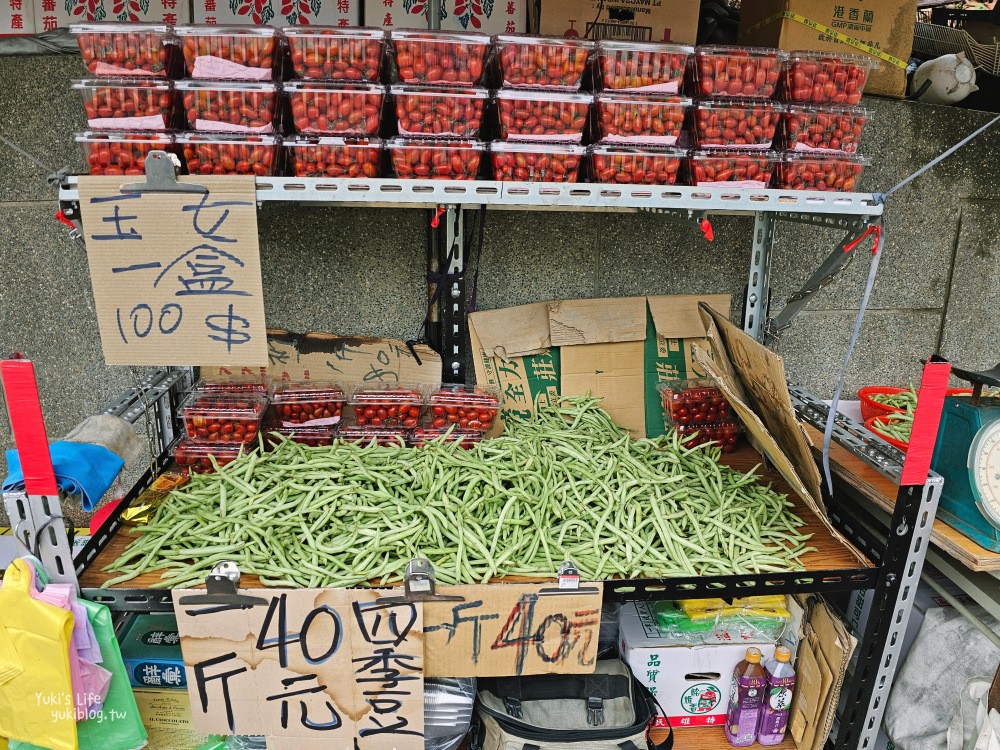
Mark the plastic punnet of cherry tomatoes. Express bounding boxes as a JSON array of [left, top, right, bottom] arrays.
[[781, 104, 870, 154], [349, 385, 424, 429], [589, 145, 686, 185], [176, 133, 280, 176], [676, 420, 743, 453], [426, 384, 500, 433], [495, 34, 594, 90], [175, 24, 280, 80], [410, 426, 482, 449], [284, 26, 385, 81], [774, 152, 868, 192], [285, 135, 381, 178], [265, 422, 337, 448], [694, 45, 787, 98], [594, 93, 690, 146], [270, 381, 346, 426], [688, 149, 778, 186], [491, 141, 585, 182], [596, 40, 693, 92], [387, 137, 483, 180], [191, 374, 270, 396], [391, 85, 488, 138], [74, 78, 178, 130], [76, 130, 175, 176], [180, 393, 267, 445], [657, 379, 734, 427], [338, 425, 409, 447], [390, 29, 490, 87], [71, 23, 179, 78], [496, 89, 592, 142], [176, 79, 280, 133], [780, 51, 878, 105], [285, 81, 384, 136], [173, 439, 247, 475], [693, 98, 782, 149]]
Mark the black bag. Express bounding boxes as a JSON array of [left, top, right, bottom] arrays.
[[470, 659, 673, 750]]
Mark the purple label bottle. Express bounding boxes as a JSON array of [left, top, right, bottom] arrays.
[[724, 647, 767, 747], [759, 646, 796, 745]]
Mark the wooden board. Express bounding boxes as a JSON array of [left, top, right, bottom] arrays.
[[79, 443, 870, 590], [805, 424, 1000, 572], [652, 726, 795, 748]]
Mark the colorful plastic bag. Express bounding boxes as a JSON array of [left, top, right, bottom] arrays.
[[0, 559, 77, 750]]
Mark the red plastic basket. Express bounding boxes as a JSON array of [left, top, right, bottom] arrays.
[[858, 386, 907, 421], [864, 415, 909, 451]]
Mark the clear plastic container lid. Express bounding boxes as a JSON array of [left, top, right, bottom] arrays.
[[690, 148, 779, 161], [494, 33, 595, 49], [175, 132, 281, 146], [786, 50, 879, 69], [695, 97, 783, 111], [495, 89, 593, 104], [696, 44, 788, 59], [285, 135, 381, 148], [783, 103, 872, 119], [271, 380, 346, 403], [778, 151, 869, 166], [71, 22, 171, 34], [410, 426, 483, 446], [181, 392, 268, 419], [174, 79, 279, 92], [657, 378, 721, 393], [390, 84, 488, 99], [174, 24, 280, 38], [386, 137, 484, 151], [597, 40, 693, 54], [284, 81, 385, 94], [193, 374, 269, 394], [595, 92, 691, 107], [350, 383, 425, 404], [491, 141, 587, 155], [339, 425, 409, 445], [590, 144, 687, 158], [174, 439, 246, 458], [283, 26, 386, 40], [427, 384, 501, 405], [75, 129, 173, 143], [390, 28, 489, 44], [73, 77, 172, 91]]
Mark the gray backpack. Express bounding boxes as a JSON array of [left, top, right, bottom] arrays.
[[471, 659, 673, 750]]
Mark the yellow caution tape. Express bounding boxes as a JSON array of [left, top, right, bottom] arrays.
[[744, 10, 908, 69]]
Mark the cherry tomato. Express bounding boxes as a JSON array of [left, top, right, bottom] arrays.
[[781, 105, 869, 154], [77, 79, 178, 129], [694, 46, 784, 99], [388, 138, 482, 180], [774, 153, 867, 192], [178, 27, 279, 79], [181, 394, 266, 445], [492, 143, 583, 182], [694, 99, 780, 148], [597, 41, 691, 91], [287, 82, 384, 135], [689, 150, 776, 186], [286, 136, 381, 178], [351, 387, 424, 428], [496, 34, 593, 90], [496, 91, 591, 141], [390, 30, 489, 87], [73, 25, 178, 77], [392, 85, 486, 138], [779, 52, 875, 105], [595, 93, 690, 145], [177, 81, 279, 132], [177, 134, 279, 176], [590, 146, 684, 185], [286, 27, 384, 81], [77, 131, 174, 176]]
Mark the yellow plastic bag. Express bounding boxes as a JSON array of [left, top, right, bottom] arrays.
[[0, 559, 77, 750]]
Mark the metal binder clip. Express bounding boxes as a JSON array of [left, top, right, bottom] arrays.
[[378, 558, 465, 604], [538, 561, 600, 596], [587, 697, 605, 726], [121, 151, 208, 195], [177, 561, 268, 611]]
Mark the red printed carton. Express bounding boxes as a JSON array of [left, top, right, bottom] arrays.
[[193, 0, 359, 27], [364, 0, 524, 35]]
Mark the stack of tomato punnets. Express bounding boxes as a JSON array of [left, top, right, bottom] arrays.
[[72, 23, 184, 176], [774, 50, 876, 191], [387, 29, 489, 180]]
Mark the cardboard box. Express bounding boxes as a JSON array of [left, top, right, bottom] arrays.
[[619, 602, 776, 728], [194, 0, 359, 27], [468, 294, 731, 437], [121, 614, 186, 690], [1, 0, 35, 35], [365, 0, 525, 34], [40, 0, 189, 30], [738, 0, 917, 98], [133, 689, 212, 750], [540, 0, 698, 43]]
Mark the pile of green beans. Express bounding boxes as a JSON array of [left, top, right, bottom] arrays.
[[871, 387, 918, 411], [104, 396, 815, 589], [872, 412, 914, 443]]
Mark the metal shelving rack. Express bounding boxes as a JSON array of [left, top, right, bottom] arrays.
[[20, 174, 935, 750]]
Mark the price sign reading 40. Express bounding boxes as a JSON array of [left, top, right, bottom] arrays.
[[78, 176, 267, 366]]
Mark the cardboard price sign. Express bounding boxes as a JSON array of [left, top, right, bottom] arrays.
[[424, 583, 604, 677], [172, 589, 423, 750], [78, 176, 267, 366]]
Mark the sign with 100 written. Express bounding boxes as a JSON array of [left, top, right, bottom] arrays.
[[77, 176, 267, 366]]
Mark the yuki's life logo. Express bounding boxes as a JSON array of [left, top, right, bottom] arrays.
[[680, 683, 721, 714]]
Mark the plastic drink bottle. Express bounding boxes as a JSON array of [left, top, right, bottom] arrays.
[[758, 646, 796, 745], [724, 646, 767, 747]]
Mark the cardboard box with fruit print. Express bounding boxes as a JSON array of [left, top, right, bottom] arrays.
[[363, 0, 524, 35], [41, 0, 188, 31], [194, 0, 359, 26]]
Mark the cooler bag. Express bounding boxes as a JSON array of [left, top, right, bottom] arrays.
[[471, 659, 672, 750]]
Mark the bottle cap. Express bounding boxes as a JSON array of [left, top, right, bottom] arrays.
[[775, 646, 792, 663], [746, 647, 762, 663]]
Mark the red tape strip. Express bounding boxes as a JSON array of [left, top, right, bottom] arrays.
[[1, 357, 58, 496], [900, 360, 952, 486]]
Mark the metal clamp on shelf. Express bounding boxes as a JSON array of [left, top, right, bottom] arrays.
[[379, 558, 465, 604], [177, 561, 268, 611]]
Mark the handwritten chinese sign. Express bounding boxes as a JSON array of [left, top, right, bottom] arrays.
[[424, 583, 603, 677], [78, 176, 267, 366], [172, 589, 423, 750]]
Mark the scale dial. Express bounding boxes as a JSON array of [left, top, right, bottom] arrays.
[[970, 418, 1000, 528]]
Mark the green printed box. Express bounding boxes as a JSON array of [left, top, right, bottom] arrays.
[[120, 614, 187, 690]]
